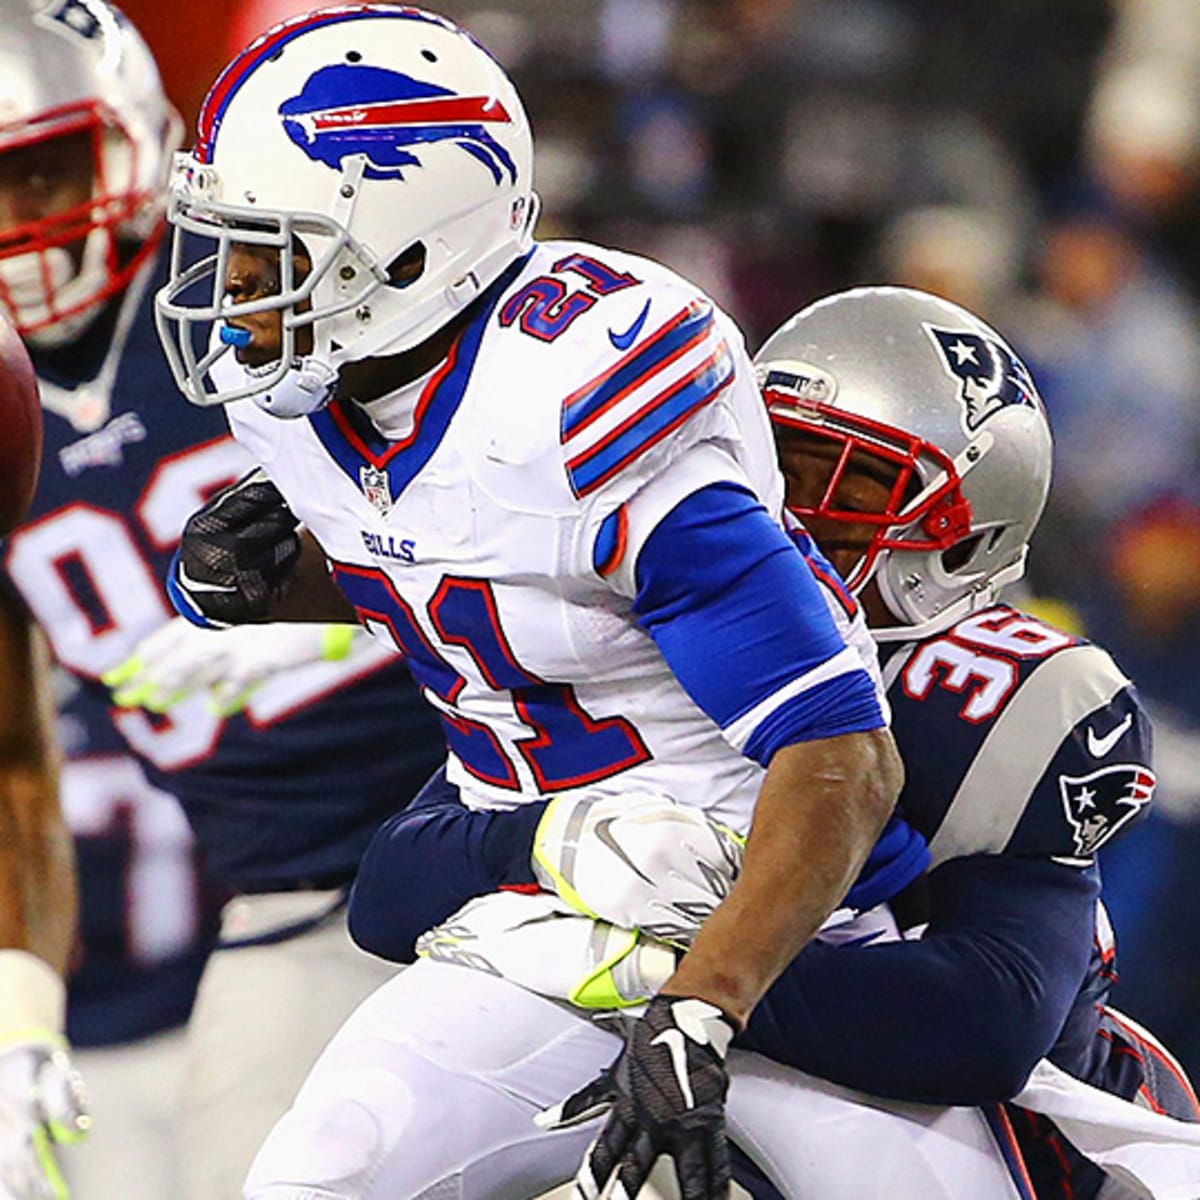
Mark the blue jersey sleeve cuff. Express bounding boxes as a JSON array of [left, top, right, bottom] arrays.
[[741, 667, 886, 766], [844, 815, 931, 912], [165, 548, 225, 629], [633, 483, 884, 751]]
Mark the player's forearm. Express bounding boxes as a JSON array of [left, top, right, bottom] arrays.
[[349, 786, 544, 961], [741, 854, 1099, 1102], [0, 612, 76, 973], [267, 528, 358, 623], [0, 777, 76, 973], [665, 727, 901, 1026]]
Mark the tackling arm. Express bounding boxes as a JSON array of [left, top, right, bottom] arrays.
[[742, 852, 1099, 1103], [667, 727, 900, 1025], [347, 771, 1093, 1105]]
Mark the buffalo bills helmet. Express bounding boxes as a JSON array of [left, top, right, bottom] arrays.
[[155, 5, 537, 415], [0, 0, 181, 345], [757, 287, 1053, 640]]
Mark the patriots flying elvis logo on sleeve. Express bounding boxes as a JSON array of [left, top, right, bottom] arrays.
[[926, 325, 1039, 431], [1058, 764, 1155, 856], [279, 64, 517, 183]]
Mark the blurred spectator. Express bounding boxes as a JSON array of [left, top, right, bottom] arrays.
[[1086, 59, 1200, 227], [1086, 0, 1200, 304], [1110, 499, 1200, 646], [1025, 204, 1200, 608], [871, 204, 1026, 318]]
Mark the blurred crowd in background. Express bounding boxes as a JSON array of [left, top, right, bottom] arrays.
[[120, 0, 1200, 1076]]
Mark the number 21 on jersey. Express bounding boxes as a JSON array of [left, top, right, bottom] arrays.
[[334, 564, 649, 793]]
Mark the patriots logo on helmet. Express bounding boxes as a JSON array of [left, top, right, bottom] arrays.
[[1059, 764, 1155, 856], [38, 0, 105, 40], [926, 325, 1039, 431], [279, 64, 517, 184]]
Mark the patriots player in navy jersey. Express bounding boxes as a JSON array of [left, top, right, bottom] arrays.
[[0, 3, 443, 1198], [346, 287, 1200, 1200]]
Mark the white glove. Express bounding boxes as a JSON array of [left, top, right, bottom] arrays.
[[532, 791, 744, 948], [0, 952, 89, 1200], [102, 617, 360, 716], [416, 891, 676, 1010]]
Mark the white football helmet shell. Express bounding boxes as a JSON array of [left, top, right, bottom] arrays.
[[0, 0, 181, 344], [155, 4, 537, 411], [756, 286, 1053, 640]]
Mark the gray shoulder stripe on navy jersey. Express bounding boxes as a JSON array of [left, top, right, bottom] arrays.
[[927, 643, 1130, 867]]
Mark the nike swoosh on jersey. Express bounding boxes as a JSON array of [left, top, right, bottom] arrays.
[[650, 1027, 695, 1108], [1087, 713, 1133, 758], [608, 298, 652, 351], [175, 564, 238, 593]]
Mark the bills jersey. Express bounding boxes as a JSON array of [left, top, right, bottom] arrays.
[[3, 253, 444, 1044], [228, 241, 887, 835]]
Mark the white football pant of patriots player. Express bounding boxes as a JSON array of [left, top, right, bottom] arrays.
[[150, 6, 1038, 1200]]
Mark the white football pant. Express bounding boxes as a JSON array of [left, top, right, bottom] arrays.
[[180, 890, 402, 1200], [244, 958, 1025, 1200]]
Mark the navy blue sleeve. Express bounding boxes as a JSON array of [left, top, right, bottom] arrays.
[[348, 768, 546, 962], [632, 482, 885, 762], [738, 853, 1100, 1104]]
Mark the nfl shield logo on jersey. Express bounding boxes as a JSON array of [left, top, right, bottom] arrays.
[[360, 465, 393, 514], [1059, 764, 1156, 856]]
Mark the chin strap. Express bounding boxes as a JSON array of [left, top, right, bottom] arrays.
[[251, 356, 339, 418]]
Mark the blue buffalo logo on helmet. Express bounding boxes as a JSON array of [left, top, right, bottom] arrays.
[[1059, 764, 1155, 857], [926, 325, 1039, 432], [279, 64, 517, 184]]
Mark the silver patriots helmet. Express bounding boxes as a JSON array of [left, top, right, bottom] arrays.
[[756, 286, 1053, 641], [0, 0, 181, 345]]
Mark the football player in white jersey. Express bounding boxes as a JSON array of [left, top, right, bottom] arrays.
[[346, 287, 1200, 1200], [140, 7, 1000, 1199]]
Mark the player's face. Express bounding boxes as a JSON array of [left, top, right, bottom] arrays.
[[222, 241, 313, 368], [0, 131, 93, 263], [774, 426, 900, 627]]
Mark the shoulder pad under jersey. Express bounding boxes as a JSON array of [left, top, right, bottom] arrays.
[[884, 606, 1153, 868], [462, 242, 752, 517]]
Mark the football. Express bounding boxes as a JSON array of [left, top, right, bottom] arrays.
[[0, 315, 42, 536]]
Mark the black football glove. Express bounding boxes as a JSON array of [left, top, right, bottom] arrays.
[[169, 468, 301, 628], [537, 993, 736, 1200]]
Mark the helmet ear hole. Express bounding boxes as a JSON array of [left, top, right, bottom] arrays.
[[941, 532, 983, 573], [941, 525, 1007, 574], [386, 242, 426, 290]]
